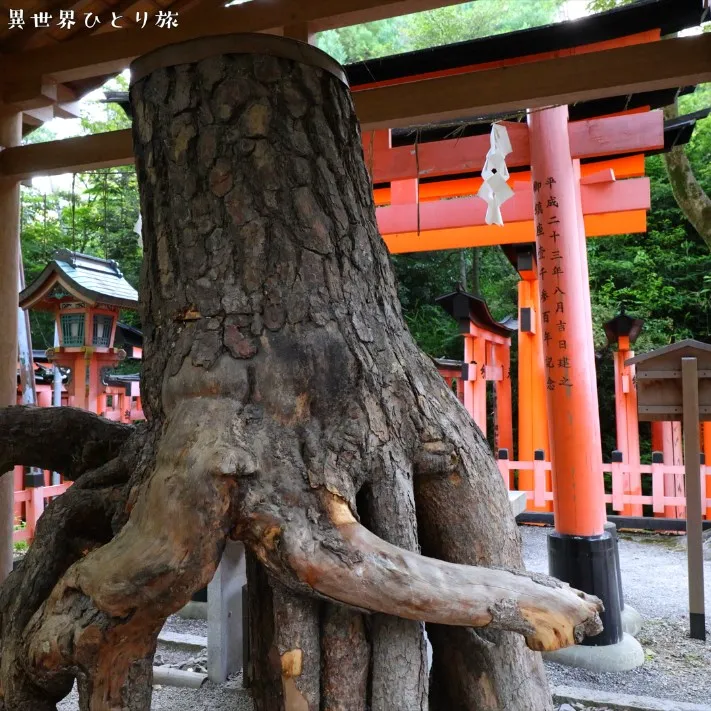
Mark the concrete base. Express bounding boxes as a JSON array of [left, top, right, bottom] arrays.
[[509, 490, 527, 517], [622, 605, 643, 637], [543, 632, 644, 672], [177, 601, 208, 621], [158, 630, 207, 650], [208, 540, 246, 683], [554, 684, 711, 711]]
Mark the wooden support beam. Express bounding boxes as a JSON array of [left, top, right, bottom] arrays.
[[362, 123, 530, 182], [353, 35, 711, 130], [0, 112, 21, 583], [0, 130, 133, 180], [374, 156, 644, 204], [376, 178, 649, 234], [0, 0, 463, 85], [382, 210, 647, 253], [569, 111, 664, 160], [363, 112, 660, 182]]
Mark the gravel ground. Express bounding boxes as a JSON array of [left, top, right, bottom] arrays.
[[522, 524, 711, 706], [57, 524, 711, 709]]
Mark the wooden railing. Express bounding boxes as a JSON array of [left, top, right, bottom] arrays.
[[14, 478, 72, 542], [496, 451, 711, 519]]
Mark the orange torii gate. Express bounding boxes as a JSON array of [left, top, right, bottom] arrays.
[[364, 104, 663, 649], [367, 111, 659, 252]]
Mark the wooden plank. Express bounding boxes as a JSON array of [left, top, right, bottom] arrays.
[[382, 210, 647, 253], [374, 156, 644, 204], [363, 113, 653, 184], [352, 30, 662, 91], [362, 122, 530, 182], [0, 129, 133, 180], [376, 179, 649, 234], [0, 118, 648, 183], [569, 110, 664, 160], [580, 169, 615, 185], [353, 35, 711, 130], [0, 0, 463, 85]]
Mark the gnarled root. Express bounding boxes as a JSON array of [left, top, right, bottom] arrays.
[[241, 491, 603, 653]]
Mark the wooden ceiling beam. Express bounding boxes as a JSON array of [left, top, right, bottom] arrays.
[[0, 129, 132, 179], [353, 34, 711, 129], [0, 34, 705, 179], [0, 0, 462, 86]]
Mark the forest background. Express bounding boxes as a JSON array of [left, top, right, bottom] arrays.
[[18, 0, 711, 459]]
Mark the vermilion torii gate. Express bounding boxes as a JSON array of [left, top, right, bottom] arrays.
[[362, 104, 664, 650]]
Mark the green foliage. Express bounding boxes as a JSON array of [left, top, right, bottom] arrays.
[[21, 79, 141, 348], [316, 0, 568, 63], [13, 520, 28, 555]]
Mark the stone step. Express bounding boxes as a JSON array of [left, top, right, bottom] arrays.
[[157, 631, 208, 650], [554, 685, 711, 711]]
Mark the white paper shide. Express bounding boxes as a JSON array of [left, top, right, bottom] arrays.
[[477, 123, 514, 226]]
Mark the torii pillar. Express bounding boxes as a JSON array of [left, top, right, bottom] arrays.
[[604, 310, 644, 517], [529, 106, 624, 649], [515, 246, 552, 511]]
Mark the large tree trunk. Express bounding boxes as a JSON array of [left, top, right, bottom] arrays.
[[0, 35, 602, 711]]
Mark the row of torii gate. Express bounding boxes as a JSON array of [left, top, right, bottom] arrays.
[[367, 97, 706, 532]]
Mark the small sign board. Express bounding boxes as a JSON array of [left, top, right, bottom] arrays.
[[626, 340, 711, 422], [626, 339, 709, 641]]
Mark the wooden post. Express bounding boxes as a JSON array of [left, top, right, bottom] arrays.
[[703, 423, 711, 519], [463, 331, 487, 438], [613, 336, 642, 516], [529, 106, 606, 537], [517, 277, 552, 510], [529, 105, 622, 645], [654, 421, 685, 518], [0, 112, 21, 583], [17, 252, 37, 407], [494, 341, 513, 459], [681, 357, 705, 640]]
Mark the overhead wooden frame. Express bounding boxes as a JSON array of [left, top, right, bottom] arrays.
[[0, 105, 662, 181], [354, 34, 711, 129], [0, 0, 465, 86]]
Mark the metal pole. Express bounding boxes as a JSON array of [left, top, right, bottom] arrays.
[[681, 357, 705, 640]]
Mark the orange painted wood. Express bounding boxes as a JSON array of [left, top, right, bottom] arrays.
[[613, 347, 642, 516], [351, 30, 661, 91], [703, 423, 711, 519], [364, 110, 656, 185], [373, 155, 645, 205], [390, 178, 418, 205], [516, 279, 552, 512], [529, 105, 607, 537], [382, 209, 647, 253], [362, 122, 530, 183], [584, 210, 646, 237], [494, 343, 513, 463], [580, 169, 615, 185], [569, 110, 664, 160], [376, 178, 649, 234], [463, 334, 487, 438]]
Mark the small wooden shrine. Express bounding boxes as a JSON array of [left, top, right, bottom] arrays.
[[18, 249, 138, 413]]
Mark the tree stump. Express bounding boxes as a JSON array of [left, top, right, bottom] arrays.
[[0, 35, 602, 711]]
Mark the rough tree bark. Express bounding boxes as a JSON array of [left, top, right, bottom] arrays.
[[0, 35, 603, 711], [663, 103, 711, 250]]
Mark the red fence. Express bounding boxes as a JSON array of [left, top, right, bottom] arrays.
[[14, 477, 71, 543], [497, 455, 711, 519]]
